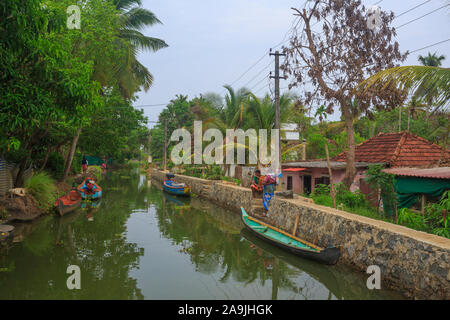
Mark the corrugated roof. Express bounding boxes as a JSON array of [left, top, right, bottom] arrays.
[[333, 131, 449, 167], [383, 167, 450, 179], [283, 161, 374, 169]]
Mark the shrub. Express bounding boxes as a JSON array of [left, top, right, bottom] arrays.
[[312, 184, 330, 196], [364, 164, 397, 216], [25, 172, 58, 212], [205, 165, 224, 180], [312, 194, 334, 207], [335, 183, 367, 209], [397, 208, 428, 232], [424, 191, 450, 238]]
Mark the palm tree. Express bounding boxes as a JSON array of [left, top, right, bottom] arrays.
[[213, 85, 251, 132], [357, 66, 450, 109], [405, 96, 428, 131], [314, 105, 327, 123], [416, 52, 446, 111], [356, 65, 450, 161], [113, 0, 168, 98], [418, 52, 446, 67], [245, 92, 296, 165], [245, 92, 295, 131]]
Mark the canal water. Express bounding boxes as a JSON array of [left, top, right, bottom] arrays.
[[0, 168, 403, 299]]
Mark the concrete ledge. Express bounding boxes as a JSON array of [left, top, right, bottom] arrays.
[[150, 169, 450, 299]]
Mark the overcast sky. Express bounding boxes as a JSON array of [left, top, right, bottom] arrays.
[[134, 0, 450, 125]]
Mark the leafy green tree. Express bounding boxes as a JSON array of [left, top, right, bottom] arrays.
[[78, 90, 148, 162], [150, 95, 195, 161], [0, 0, 102, 186]]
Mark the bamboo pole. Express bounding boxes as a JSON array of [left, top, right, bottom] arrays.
[[292, 212, 300, 236], [246, 214, 322, 251], [325, 144, 336, 209]]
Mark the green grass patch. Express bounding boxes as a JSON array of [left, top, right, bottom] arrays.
[[25, 172, 58, 213]]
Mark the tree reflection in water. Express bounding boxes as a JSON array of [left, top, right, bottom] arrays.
[[0, 169, 403, 299]]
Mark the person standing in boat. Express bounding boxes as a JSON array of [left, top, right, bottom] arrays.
[[81, 156, 88, 174]]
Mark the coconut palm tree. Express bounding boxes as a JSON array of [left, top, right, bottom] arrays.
[[314, 105, 327, 123], [356, 65, 450, 161], [212, 85, 251, 132], [416, 52, 446, 111], [418, 52, 446, 67], [357, 66, 450, 109], [113, 0, 168, 98], [245, 92, 295, 131]]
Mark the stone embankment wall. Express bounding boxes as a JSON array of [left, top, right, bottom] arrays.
[[151, 170, 450, 299]]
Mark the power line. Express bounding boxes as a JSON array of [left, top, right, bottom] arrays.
[[409, 38, 450, 54], [243, 60, 272, 88], [226, 1, 308, 89], [228, 52, 269, 88], [133, 103, 168, 108], [254, 83, 270, 95], [395, 3, 450, 29], [250, 73, 270, 91], [395, 0, 431, 19]]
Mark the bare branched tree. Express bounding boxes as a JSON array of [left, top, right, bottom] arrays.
[[282, 0, 408, 188]]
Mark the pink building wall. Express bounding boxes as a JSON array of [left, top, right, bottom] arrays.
[[281, 167, 366, 195]]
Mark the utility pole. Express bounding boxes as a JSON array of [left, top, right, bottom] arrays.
[[270, 50, 286, 189], [163, 120, 167, 171]]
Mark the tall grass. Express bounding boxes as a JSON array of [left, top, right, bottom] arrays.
[[25, 172, 58, 212]]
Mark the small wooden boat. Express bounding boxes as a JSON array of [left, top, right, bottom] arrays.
[[77, 178, 102, 200], [54, 190, 82, 216], [162, 174, 190, 196], [240, 207, 340, 265]]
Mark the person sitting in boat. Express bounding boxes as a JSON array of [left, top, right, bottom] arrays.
[[83, 179, 96, 195], [251, 169, 263, 198]]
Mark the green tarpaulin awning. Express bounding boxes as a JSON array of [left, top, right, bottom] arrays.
[[394, 177, 450, 209]]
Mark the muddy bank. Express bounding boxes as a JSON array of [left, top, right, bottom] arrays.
[[0, 181, 71, 223], [0, 194, 42, 222]]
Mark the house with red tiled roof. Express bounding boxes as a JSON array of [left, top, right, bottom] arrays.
[[333, 131, 449, 167], [281, 131, 449, 195]]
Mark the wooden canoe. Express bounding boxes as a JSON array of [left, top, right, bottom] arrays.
[[54, 190, 82, 216], [163, 180, 191, 196], [240, 207, 340, 265]]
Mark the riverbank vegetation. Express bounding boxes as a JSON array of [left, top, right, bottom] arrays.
[[0, 0, 163, 187]]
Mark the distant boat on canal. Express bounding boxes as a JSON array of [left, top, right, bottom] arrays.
[[240, 207, 340, 265], [163, 173, 191, 196]]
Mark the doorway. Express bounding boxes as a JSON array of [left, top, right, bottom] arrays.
[[303, 175, 311, 195], [287, 176, 293, 191]]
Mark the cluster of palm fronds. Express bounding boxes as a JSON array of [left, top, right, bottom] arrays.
[[356, 66, 450, 110]]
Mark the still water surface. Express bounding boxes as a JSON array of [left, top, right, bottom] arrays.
[[0, 168, 403, 299]]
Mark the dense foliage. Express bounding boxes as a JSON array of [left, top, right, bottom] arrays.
[[1, 0, 166, 184]]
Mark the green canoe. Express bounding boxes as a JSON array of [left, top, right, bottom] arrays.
[[240, 207, 340, 265]]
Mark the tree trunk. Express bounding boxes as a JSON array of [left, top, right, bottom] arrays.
[[342, 102, 356, 189], [14, 149, 32, 187], [40, 147, 52, 171], [61, 127, 82, 182]]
